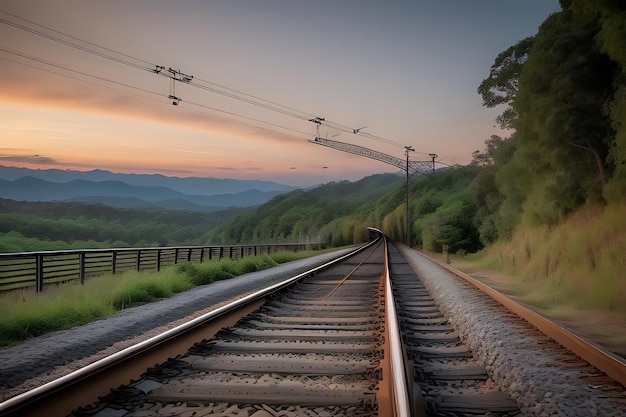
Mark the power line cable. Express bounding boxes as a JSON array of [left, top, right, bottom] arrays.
[[0, 48, 310, 139], [0, 10, 153, 68], [193, 76, 317, 120], [1, 10, 432, 154], [0, 47, 161, 97], [184, 99, 311, 137]]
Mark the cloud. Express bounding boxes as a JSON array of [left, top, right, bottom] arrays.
[[0, 154, 57, 164], [0, 60, 312, 149], [211, 166, 262, 172]]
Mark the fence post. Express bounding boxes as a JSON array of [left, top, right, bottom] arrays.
[[35, 254, 44, 292], [79, 252, 86, 285], [136, 250, 141, 271], [156, 249, 162, 272], [174, 248, 179, 264], [219, 247, 223, 260], [187, 248, 192, 262], [200, 247, 205, 263], [112, 251, 117, 274]]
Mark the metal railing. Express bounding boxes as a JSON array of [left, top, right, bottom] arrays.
[[0, 243, 315, 292]]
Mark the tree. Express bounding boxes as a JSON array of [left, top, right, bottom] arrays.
[[592, 0, 626, 200], [477, 37, 534, 129], [470, 135, 518, 244], [470, 135, 505, 167], [512, 5, 617, 220]]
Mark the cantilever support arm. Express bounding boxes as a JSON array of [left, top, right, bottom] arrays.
[[308, 137, 433, 175]]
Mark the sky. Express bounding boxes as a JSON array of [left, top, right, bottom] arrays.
[[0, 0, 561, 187]]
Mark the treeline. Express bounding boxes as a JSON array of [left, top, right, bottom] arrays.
[[0, 199, 251, 252], [471, 0, 626, 242], [207, 167, 485, 254]]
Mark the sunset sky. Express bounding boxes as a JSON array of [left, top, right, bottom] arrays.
[[1, 0, 561, 186]]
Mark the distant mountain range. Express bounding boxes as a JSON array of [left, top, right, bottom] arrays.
[[0, 166, 298, 212]]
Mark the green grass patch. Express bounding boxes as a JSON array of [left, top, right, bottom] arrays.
[[0, 251, 322, 347]]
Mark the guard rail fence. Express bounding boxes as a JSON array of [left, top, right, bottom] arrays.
[[0, 243, 317, 292]]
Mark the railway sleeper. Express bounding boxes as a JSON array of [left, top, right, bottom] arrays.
[[216, 327, 380, 342], [242, 319, 381, 330], [251, 313, 379, 325], [181, 353, 375, 375]]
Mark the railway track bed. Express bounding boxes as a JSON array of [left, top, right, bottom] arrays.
[[68, 245, 386, 417], [1, 233, 625, 416]]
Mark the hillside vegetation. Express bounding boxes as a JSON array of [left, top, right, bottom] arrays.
[[0, 199, 251, 252], [206, 173, 403, 246]]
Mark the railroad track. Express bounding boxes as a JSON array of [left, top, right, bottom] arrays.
[[1, 231, 408, 417], [1, 231, 624, 416]]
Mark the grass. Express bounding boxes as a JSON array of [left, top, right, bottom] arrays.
[[482, 202, 626, 313], [0, 250, 323, 347]]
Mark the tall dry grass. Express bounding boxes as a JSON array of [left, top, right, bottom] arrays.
[[484, 202, 626, 313]]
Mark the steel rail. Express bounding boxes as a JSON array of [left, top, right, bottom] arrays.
[[0, 234, 384, 417], [404, 246, 626, 389], [382, 234, 413, 416]]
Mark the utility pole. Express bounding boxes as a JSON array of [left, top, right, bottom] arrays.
[[405, 146, 414, 246]]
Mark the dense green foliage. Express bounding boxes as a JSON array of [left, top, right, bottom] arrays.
[[0, 199, 251, 252], [470, 0, 626, 242]]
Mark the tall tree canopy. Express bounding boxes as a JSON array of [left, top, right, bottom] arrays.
[[473, 0, 625, 239], [477, 0, 623, 230], [477, 37, 534, 129]]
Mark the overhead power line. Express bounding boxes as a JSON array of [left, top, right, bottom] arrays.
[[0, 16, 153, 72], [0, 48, 310, 138], [0, 9, 431, 154]]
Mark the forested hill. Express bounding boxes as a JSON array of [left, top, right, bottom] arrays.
[[206, 166, 486, 254], [0, 199, 252, 252], [206, 173, 404, 246]]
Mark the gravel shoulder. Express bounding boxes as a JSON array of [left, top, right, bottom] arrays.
[[438, 254, 626, 360]]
